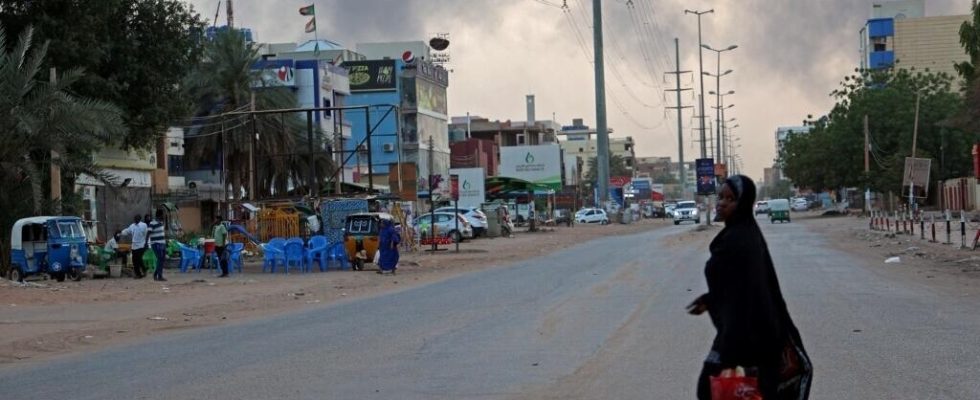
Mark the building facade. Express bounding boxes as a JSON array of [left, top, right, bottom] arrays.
[[859, 1, 969, 82], [557, 118, 634, 181]]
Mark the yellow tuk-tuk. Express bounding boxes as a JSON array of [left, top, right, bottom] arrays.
[[769, 199, 791, 223], [343, 212, 394, 270]]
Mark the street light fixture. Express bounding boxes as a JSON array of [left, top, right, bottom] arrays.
[[702, 43, 737, 162], [703, 69, 733, 77], [685, 9, 714, 160]]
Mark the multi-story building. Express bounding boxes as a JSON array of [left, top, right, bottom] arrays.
[[556, 118, 634, 182], [859, 1, 969, 82], [343, 41, 451, 201]]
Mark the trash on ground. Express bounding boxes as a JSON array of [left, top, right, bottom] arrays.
[[885, 257, 901, 264]]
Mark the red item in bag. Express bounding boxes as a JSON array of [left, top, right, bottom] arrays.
[[710, 373, 763, 400]]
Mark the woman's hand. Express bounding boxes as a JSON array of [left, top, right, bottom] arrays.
[[686, 294, 709, 315]]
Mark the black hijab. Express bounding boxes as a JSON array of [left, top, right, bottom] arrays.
[[722, 174, 757, 226]]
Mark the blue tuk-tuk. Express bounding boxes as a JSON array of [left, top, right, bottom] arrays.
[[9, 216, 89, 282]]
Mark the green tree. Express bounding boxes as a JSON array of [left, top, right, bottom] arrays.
[[956, 0, 980, 84], [0, 0, 206, 149], [0, 26, 125, 214], [584, 153, 630, 183], [780, 67, 968, 196], [183, 28, 332, 199]]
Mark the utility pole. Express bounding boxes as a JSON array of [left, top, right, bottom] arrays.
[[593, 0, 610, 205], [665, 38, 692, 197], [865, 114, 871, 213], [49, 67, 61, 214], [684, 9, 713, 159], [226, 0, 233, 28], [909, 91, 921, 211], [249, 91, 257, 201]]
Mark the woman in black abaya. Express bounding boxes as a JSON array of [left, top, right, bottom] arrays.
[[687, 175, 812, 399]]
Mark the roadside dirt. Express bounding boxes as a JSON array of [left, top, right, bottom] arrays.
[[0, 218, 670, 365], [800, 212, 980, 296]]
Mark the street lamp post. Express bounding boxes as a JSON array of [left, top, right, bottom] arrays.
[[708, 89, 735, 168], [702, 44, 737, 163], [685, 9, 714, 159]]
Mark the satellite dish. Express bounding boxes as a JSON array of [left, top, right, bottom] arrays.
[[429, 37, 450, 51]]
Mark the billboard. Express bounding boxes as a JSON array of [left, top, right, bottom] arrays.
[[696, 158, 716, 195], [902, 157, 931, 189], [343, 60, 397, 91], [499, 145, 562, 191], [449, 168, 486, 209]]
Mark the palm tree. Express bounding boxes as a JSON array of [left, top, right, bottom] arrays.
[[183, 28, 332, 199], [0, 25, 125, 214]]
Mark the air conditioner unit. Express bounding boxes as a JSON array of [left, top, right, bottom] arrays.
[[382, 143, 395, 152]]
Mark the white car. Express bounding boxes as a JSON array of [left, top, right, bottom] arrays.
[[575, 208, 609, 224], [435, 207, 488, 237], [673, 201, 700, 225], [792, 199, 809, 212], [414, 212, 473, 242]]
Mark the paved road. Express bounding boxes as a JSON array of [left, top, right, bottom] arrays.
[[2, 218, 979, 399]]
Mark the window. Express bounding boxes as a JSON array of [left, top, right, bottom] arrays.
[[416, 215, 431, 224], [347, 218, 375, 234], [517, 133, 526, 145], [437, 214, 453, 223], [55, 221, 85, 239]]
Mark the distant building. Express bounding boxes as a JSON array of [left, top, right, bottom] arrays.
[[859, 1, 969, 83], [556, 118, 634, 181], [635, 156, 672, 179]]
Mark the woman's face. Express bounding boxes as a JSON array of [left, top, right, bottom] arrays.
[[717, 184, 738, 222]]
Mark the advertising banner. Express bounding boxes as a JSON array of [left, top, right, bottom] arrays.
[[449, 168, 486, 209], [343, 60, 397, 91], [696, 158, 716, 195], [499, 145, 562, 191]]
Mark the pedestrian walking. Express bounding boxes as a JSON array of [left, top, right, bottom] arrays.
[[687, 175, 812, 400], [377, 218, 400, 274], [212, 215, 229, 277], [148, 209, 167, 282], [121, 215, 148, 279]]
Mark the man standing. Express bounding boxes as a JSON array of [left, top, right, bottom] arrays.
[[212, 215, 229, 277], [148, 209, 167, 282], [121, 215, 148, 279]]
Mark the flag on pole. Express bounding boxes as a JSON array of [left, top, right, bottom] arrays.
[[299, 4, 315, 16], [304, 17, 316, 33]]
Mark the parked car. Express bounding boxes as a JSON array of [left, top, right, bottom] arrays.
[[792, 198, 810, 212], [434, 207, 488, 237], [414, 212, 473, 242], [673, 201, 700, 225], [755, 201, 770, 215], [664, 202, 677, 218], [575, 208, 609, 224]]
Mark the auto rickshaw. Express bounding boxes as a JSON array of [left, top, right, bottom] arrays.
[[8, 216, 89, 282], [768, 199, 791, 224], [343, 212, 394, 270]]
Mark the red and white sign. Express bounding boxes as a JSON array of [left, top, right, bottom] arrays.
[[402, 51, 415, 63]]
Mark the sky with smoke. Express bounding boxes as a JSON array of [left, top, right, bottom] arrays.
[[190, 0, 972, 181]]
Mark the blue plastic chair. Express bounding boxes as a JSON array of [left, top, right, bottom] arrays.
[[178, 243, 203, 273], [228, 243, 244, 274], [306, 236, 329, 272], [326, 242, 351, 271], [283, 240, 307, 273], [261, 245, 283, 273]]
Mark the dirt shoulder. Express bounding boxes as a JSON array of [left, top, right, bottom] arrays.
[[0, 218, 670, 366], [800, 213, 980, 296]]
